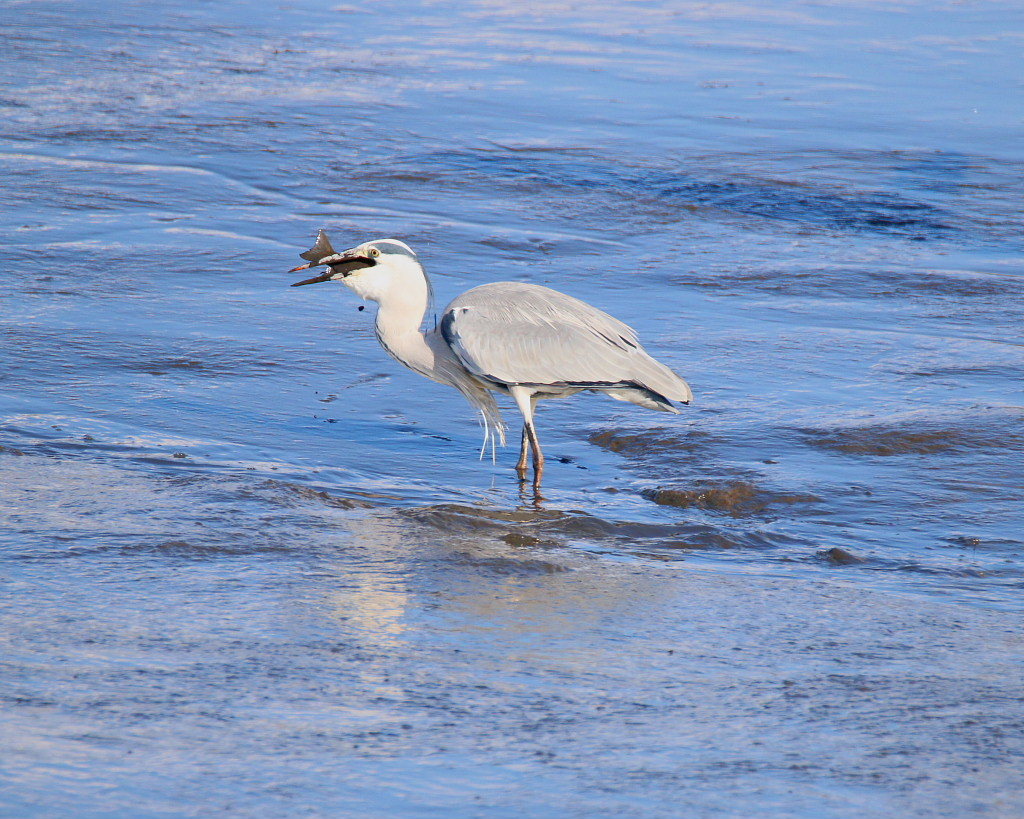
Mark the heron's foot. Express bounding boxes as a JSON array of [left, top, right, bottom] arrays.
[[514, 459, 542, 489], [532, 459, 544, 488], [515, 450, 529, 477], [512, 456, 544, 483]]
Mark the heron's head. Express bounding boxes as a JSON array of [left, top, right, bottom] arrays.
[[289, 232, 426, 304]]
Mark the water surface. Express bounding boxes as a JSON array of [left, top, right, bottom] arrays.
[[1, 1, 1023, 816]]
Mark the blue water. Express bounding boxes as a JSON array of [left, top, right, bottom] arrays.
[[1, 1, 1022, 816]]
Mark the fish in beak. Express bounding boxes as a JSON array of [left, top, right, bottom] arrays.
[[289, 230, 376, 286]]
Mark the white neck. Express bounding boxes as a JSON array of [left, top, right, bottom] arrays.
[[344, 256, 439, 381]]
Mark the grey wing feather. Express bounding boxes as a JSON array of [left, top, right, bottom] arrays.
[[440, 282, 692, 403]]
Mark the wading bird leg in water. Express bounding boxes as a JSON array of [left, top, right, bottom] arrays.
[[516, 425, 529, 480], [514, 392, 540, 483], [514, 422, 544, 487], [510, 386, 544, 487], [527, 422, 544, 486]]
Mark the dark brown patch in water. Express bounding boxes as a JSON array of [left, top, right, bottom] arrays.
[[642, 481, 819, 517], [589, 428, 717, 458], [501, 532, 545, 548], [817, 546, 867, 566], [796, 424, 1007, 456]]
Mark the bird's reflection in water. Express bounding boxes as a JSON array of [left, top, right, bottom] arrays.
[[317, 506, 675, 670], [319, 514, 413, 650], [518, 480, 546, 508]]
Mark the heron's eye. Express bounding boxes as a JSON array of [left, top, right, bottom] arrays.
[[368, 248, 380, 258]]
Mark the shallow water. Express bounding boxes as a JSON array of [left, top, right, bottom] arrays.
[[2, 1, 1023, 816]]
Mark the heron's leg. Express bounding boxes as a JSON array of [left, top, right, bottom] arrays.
[[510, 386, 543, 486], [526, 421, 544, 486], [515, 425, 529, 478]]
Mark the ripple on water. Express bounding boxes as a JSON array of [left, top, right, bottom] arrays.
[[794, 414, 1024, 457], [401, 502, 797, 554], [668, 264, 1024, 302], [261, 479, 380, 510], [377, 148, 1023, 246], [0, 327, 285, 381]]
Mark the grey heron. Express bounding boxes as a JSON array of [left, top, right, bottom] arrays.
[[289, 231, 692, 486]]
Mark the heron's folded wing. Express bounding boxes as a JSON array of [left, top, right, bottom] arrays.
[[440, 283, 652, 388]]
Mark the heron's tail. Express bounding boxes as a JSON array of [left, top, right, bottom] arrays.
[[604, 386, 681, 413], [631, 353, 693, 406]]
